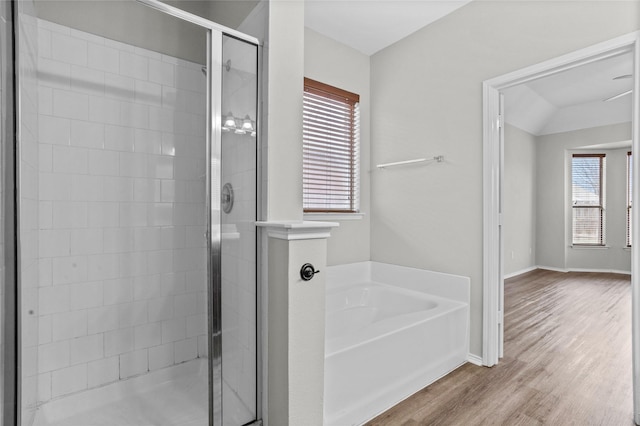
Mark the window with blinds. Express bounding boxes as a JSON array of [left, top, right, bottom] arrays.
[[303, 78, 360, 213], [572, 154, 606, 245], [628, 151, 633, 247]]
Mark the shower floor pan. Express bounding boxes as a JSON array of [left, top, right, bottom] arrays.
[[33, 359, 209, 426]]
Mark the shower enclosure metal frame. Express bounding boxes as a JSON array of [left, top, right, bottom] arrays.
[[8, 0, 262, 424], [134, 2, 261, 425], [2, 0, 18, 424]]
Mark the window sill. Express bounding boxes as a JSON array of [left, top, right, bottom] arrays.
[[303, 212, 365, 221], [570, 245, 610, 250]]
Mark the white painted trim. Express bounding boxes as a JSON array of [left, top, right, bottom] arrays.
[[536, 265, 569, 273], [503, 266, 538, 280], [482, 82, 501, 367], [483, 30, 640, 423], [303, 212, 365, 221], [256, 220, 339, 240], [536, 265, 632, 275], [569, 268, 631, 275], [484, 32, 639, 91], [631, 34, 640, 426], [467, 353, 483, 367], [570, 245, 611, 250]]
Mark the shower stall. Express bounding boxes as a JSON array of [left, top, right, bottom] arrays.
[[3, 0, 261, 424]]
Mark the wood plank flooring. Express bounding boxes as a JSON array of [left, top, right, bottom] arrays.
[[366, 269, 632, 425]]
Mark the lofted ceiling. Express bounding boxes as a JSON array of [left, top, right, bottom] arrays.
[[503, 51, 633, 136], [305, 1, 633, 137], [305, 0, 472, 56]]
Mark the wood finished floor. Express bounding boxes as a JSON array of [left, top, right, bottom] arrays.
[[366, 269, 632, 425]]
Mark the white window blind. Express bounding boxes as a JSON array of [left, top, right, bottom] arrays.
[[572, 154, 605, 245], [628, 151, 633, 247], [303, 78, 360, 213]]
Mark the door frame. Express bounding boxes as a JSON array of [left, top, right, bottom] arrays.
[[482, 31, 640, 422]]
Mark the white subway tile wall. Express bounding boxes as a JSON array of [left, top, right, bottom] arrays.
[[35, 18, 208, 402]]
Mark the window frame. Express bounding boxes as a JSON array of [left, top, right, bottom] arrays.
[[302, 77, 360, 214], [571, 153, 606, 246]]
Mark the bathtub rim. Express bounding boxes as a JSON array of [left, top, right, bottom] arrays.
[[326, 261, 471, 305], [325, 281, 468, 357]]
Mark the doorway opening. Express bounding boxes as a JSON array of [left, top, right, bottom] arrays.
[[483, 31, 640, 422]]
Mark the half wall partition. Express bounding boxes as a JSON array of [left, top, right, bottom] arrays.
[[14, 0, 259, 424]]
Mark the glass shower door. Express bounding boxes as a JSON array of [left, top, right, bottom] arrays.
[[220, 36, 258, 425], [15, 0, 260, 423], [17, 0, 259, 426]]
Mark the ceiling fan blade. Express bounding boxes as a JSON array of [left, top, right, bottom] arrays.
[[603, 89, 633, 102]]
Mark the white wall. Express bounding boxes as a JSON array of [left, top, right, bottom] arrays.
[[504, 124, 537, 276], [266, 0, 303, 221], [262, 2, 310, 424], [34, 0, 264, 66], [35, 0, 208, 64], [370, 0, 640, 357], [207, 0, 261, 31], [303, 28, 371, 265], [536, 123, 632, 273]]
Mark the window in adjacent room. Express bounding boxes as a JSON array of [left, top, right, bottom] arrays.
[[303, 77, 360, 213], [572, 153, 606, 246], [628, 151, 633, 247]]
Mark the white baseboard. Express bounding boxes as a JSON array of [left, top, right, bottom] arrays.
[[566, 267, 631, 275], [538, 265, 631, 275], [504, 266, 538, 279], [467, 353, 483, 366], [537, 265, 568, 273], [505, 265, 631, 279]]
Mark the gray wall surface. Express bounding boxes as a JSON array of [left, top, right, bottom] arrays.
[[369, 1, 640, 357], [34, 0, 261, 64], [504, 124, 537, 276], [304, 28, 372, 266], [536, 123, 632, 272], [503, 122, 632, 276]]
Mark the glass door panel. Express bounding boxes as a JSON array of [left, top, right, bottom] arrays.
[[220, 35, 258, 426]]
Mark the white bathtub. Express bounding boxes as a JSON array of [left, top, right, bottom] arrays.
[[324, 262, 469, 426]]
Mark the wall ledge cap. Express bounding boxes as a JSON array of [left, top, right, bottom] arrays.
[[256, 220, 339, 240]]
